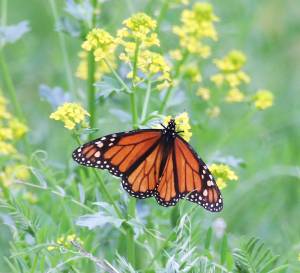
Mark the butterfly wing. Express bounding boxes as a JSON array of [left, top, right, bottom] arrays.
[[72, 129, 163, 199], [173, 136, 223, 212]]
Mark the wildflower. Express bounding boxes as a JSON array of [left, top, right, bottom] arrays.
[[0, 128, 13, 141], [0, 164, 30, 187], [47, 234, 83, 251], [50, 103, 90, 130], [173, 3, 219, 58], [196, 87, 210, 101], [82, 28, 116, 61], [253, 90, 274, 110], [0, 96, 11, 119], [182, 65, 202, 83], [117, 13, 159, 49], [210, 163, 238, 189], [225, 88, 245, 103], [0, 141, 16, 155], [206, 106, 220, 118], [135, 50, 172, 88], [9, 118, 28, 139], [75, 51, 116, 81], [157, 112, 192, 142], [211, 50, 250, 88]]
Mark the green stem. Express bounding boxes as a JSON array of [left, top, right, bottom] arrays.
[[49, 0, 75, 95], [87, 51, 96, 131], [130, 41, 140, 129], [0, 49, 23, 119], [141, 80, 152, 122], [103, 58, 131, 93], [156, 0, 169, 30], [159, 51, 189, 114], [146, 231, 176, 268]]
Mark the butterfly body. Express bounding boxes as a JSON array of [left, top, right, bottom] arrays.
[[72, 120, 223, 212]]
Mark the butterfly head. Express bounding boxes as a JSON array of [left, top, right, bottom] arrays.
[[161, 119, 177, 138]]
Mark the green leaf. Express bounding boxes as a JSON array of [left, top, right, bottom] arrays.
[[95, 76, 126, 98], [233, 237, 289, 273]]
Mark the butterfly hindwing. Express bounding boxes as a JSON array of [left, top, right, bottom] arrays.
[[174, 137, 223, 212]]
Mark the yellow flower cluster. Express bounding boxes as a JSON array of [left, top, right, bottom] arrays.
[[0, 164, 30, 187], [76, 51, 116, 81], [50, 103, 90, 130], [118, 13, 171, 89], [82, 28, 116, 61], [253, 90, 274, 110], [47, 234, 83, 251], [182, 65, 202, 83], [173, 3, 219, 58], [210, 163, 238, 189], [117, 13, 159, 49], [196, 87, 210, 101], [159, 112, 192, 142], [211, 50, 250, 103], [0, 95, 28, 155]]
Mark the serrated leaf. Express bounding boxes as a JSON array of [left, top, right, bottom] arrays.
[[0, 21, 30, 46], [95, 76, 126, 99]]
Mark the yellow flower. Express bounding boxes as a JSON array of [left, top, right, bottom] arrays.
[[117, 13, 159, 48], [210, 163, 238, 189], [0, 128, 13, 141], [225, 88, 245, 103], [47, 234, 83, 251], [50, 103, 90, 130], [211, 50, 250, 89], [169, 49, 183, 61], [182, 65, 202, 82], [214, 50, 247, 72], [206, 106, 220, 118], [196, 87, 210, 101], [210, 74, 224, 87], [298, 253, 300, 261], [0, 164, 30, 187], [0, 141, 16, 155], [158, 112, 192, 142], [9, 118, 28, 139], [253, 90, 274, 110], [173, 3, 219, 58], [0, 95, 11, 120], [76, 51, 116, 81], [82, 28, 116, 61]]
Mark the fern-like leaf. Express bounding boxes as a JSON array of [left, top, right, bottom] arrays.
[[233, 237, 288, 273]]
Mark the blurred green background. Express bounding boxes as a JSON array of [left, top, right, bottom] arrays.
[[1, 0, 300, 271]]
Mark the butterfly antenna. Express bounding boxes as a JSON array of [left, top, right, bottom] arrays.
[[160, 123, 167, 129]]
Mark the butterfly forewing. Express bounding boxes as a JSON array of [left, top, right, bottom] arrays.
[[72, 130, 162, 199]]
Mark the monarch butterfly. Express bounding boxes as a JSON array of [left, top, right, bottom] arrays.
[[72, 119, 223, 212]]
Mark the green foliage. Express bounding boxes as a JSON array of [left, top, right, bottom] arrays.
[[0, 0, 299, 272], [233, 237, 289, 273]]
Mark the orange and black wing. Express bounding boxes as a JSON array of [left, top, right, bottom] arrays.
[[72, 129, 163, 199], [174, 136, 223, 212]]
